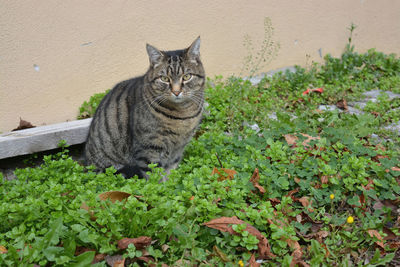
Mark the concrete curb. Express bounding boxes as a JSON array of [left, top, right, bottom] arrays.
[[0, 119, 91, 159]]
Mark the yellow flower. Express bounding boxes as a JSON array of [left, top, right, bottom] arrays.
[[238, 260, 244, 267], [347, 216, 354, 224], [330, 194, 335, 200]]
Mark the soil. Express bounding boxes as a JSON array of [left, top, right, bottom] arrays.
[[0, 144, 85, 181]]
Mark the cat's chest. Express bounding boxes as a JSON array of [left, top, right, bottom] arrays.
[[162, 115, 201, 137]]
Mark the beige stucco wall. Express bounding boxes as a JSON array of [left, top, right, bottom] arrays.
[[1, 0, 400, 133]]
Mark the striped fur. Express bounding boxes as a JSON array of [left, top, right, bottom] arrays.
[[84, 37, 205, 179]]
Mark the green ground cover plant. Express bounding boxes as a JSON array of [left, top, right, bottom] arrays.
[[2, 46, 400, 266]]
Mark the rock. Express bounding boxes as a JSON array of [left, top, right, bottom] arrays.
[[243, 121, 260, 133], [244, 66, 297, 85], [268, 112, 278, 120], [384, 122, 400, 135], [347, 101, 367, 109], [318, 105, 339, 112], [347, 106, 364, 115], [362, 90, 400, 100]]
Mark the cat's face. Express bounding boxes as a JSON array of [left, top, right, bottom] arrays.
[[145, 37, 205, 105]]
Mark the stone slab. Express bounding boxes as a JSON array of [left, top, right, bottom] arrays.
[[0, 119, 92, 159], [245, 66, 297, 85]]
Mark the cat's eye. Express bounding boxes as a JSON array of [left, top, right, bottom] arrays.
[[160, 76, 170, 83], [182, 74, 192, 81]]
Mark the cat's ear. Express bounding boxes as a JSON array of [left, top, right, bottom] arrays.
[[186, 36, 201, 63], [146, 44, 164, 68]]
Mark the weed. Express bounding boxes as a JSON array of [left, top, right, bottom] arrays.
[[1, 38, 400, 265]]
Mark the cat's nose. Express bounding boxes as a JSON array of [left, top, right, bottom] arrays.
[[172, 90, 181, 96], [171, 83, 182, 96]]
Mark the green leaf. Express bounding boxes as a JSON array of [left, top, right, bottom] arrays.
[[70, 251, 96, 267], [44, 217, 63, 246], [43, 246, 64, 261], [64, 237, 76, 257]]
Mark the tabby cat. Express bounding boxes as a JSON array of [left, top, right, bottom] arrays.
[[84, 37, 205, 179]]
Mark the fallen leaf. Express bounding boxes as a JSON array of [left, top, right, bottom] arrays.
[[392, 166, 400, 172], [300, 133, 320, 147], [250, 168, 266, 194], [383, 227, 397, 241], [99, 191, 131, 203], [203, 216, 242, 235], [204, 216, 276, 259], [389, 241, 400, 249], [211, 167, 237, 181], [118, 236, 152, 250], [161, 244, 170, 253], [0, 245, 7, 254], [93, 253, 106, 263], [105, 255, 125, 267], [136, 256, 155, 265], [302, 87, 323, 96], [213, 246, 230, 262], [370, 111, 380, 117], [286, 188, 300, 200], [12, 118, 36, 131], [367, 229, 385, 248], [287, 239, 307, 267], [248, 253, 261, 267], [320, 175, 328, 184], [284, 133, 320, 148], [298, 196, 314, 212], [336, 99, 348, 111], [284, 134, 298, 146]]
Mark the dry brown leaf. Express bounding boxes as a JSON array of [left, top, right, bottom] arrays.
[[298, 196, 314, 212], [118, 236, 152, 250], [113, 258, 125, 267], [80, 202, 97, 221], [336, 99, 348, 111], [99, 191, 132, 203], [287, 239, 304, 267], [213, 246, 230, 262], [12, 118, 36, 131], [284, 134, 298, 146], [383, 227, 397, 241], [211, 167, 237, 181], [105, 255, 124, 267], [204, 216, 276, 259], [367, 229, 385, 248], [203, 216, 242, 235], [136, 256, 156, 265], [93, 253, 106, 263], [250, 168, 266, 194], [300, 133, 320, 147], [389, 241, 400, 249], [161, 244, 170, 253], [248, 253, 261, 267], [0, 245, 7, 254], [320, 175, 328, 184], [286, 188, 300, 199]]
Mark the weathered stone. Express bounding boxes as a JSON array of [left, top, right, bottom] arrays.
[[245, 66, 297, 85], [318, 105, 339, 112], [384, 122, 400, 135], [362, 89, 400, 100]]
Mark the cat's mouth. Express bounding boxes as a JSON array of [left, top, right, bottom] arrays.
[[170, 92, 185, 103]]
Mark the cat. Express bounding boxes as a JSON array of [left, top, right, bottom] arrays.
[[84, 37, 205, 180]]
